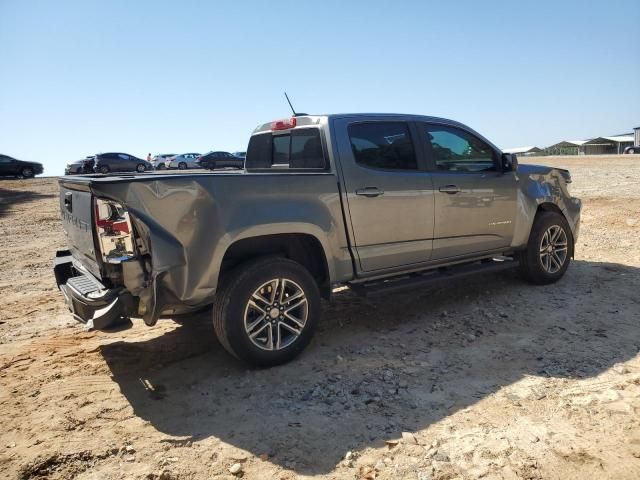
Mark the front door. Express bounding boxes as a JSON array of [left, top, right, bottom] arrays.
[[419, 122, 518, 259], [334, 118, 435, 272]]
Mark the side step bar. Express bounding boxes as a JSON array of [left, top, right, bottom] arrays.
[[349, 257, 519, 297]]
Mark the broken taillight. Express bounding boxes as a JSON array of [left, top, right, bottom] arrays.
[[94, 198, 135, 263]]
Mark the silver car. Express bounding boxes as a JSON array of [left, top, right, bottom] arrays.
[[150, 154, 177, 170], [166, 153, 202, 170]]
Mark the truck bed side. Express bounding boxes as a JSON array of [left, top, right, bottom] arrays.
[[59, 172, 353, 319]]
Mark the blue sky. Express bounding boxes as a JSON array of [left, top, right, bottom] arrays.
[[1, 0, 638, 175]]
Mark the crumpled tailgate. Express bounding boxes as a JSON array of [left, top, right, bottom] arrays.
[[59, 185, 102, 278]]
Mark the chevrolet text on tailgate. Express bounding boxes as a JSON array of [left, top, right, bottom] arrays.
[[54, 114, 581, 366]]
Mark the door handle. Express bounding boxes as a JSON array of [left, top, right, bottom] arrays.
[[439, 184, 461, 194], [355, 187, 384, 198]]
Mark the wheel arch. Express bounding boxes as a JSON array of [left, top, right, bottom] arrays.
[[219, 233, 332, 300], [532, 203, 575, 257]]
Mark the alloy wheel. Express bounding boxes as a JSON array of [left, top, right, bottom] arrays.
[[243, 278, 308, 351], [539, 225, 568, 274]]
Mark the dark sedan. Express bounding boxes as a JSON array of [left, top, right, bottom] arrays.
[[65, 156, 96, 175], [93, 153, 153, 174], [0, 154, 44, 178], [623, 146, 640, 154], [198, 151, 244, 170]]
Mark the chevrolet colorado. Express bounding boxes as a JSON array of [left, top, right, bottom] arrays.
[[54, 114, 581, 366]]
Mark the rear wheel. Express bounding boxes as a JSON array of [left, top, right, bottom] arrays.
[[20, 167, 34, 178], [518, 211, 573, 284], [136, 163, 146, 173], [213, 257, 320, 367], [99, 165, 110, 174], [178, 162, 187, 170], [157, 163, 166, 170]]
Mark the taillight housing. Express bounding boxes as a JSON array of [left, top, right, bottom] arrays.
[[94, 198, 136, 263], [271, 117, 297, 131]]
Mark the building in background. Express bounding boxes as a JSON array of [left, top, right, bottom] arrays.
[[507, 126, 639, 156], [544, 140, 587, 156], [580, 134, 634, 155], [501, 146, 542, 156]]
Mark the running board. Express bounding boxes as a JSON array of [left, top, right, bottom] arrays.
[[349, 257, 518, 297]]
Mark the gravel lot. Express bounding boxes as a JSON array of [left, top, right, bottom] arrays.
[[1, 156, 639, 480]]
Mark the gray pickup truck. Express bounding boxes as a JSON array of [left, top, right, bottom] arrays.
[[54, 114, 581, 366]]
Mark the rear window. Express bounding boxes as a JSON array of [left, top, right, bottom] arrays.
[[246, 128, 327, 170], [348, 122, 417, 170]]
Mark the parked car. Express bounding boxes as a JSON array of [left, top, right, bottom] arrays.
[[65, 156, 96, 175], [0, 154, 43, 178], [623, 146, 639, 154], [54, 113, 581, 367], [165, 153, 201, 170], [198, 151, 244, 170], [150, 154, 177, 170], [233, 151, 247, 159], [93, 153, 153, 174]]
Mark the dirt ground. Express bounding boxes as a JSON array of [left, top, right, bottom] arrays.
[[1, 156, 639, 480]]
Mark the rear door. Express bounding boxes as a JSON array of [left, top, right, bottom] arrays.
[[418, 122, 517, 259], [117, 153, 134, 171], [333, 117, 435, 272]]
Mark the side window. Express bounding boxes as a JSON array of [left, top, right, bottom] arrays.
[[424, 124, 496, 172], [348, 122, 417, 170], [118, 154, 129, 161]]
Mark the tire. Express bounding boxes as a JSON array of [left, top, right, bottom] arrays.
[[99, 165, 110, 174], [20, 167, 34, 178], [518, 211, 573, 284], [136, 163, 146, 173], [213, 257, 320, 367], [157, 163, 166, 170], [178, 162, 187, 170]]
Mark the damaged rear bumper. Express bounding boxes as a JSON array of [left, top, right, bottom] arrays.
[[54, 250, 137, 330]]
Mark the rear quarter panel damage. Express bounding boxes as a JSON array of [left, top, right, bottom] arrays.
[[89, 174, 351, 320]]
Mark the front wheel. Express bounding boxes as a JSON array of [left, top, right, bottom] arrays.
[[20, 167, 34, 178], [99, 165, 110, 174], [518, 211, 573, 284], [213, 257, 320, 367], [178, 162, 187, 170], [136, 163, 146, 173]]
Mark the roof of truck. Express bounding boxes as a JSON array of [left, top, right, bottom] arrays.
[[252, 113, 468, 134]]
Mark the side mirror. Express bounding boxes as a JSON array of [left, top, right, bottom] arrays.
[[501, 153, 518, 172]]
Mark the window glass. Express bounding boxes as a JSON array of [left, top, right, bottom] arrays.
[[348, 122, 417, 170], [246, 128, 326, 169], [424, 124, 496, 172], [290, 129, 325, 168], [272, 136, 290, 165], [118, 154, 129, 161]]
